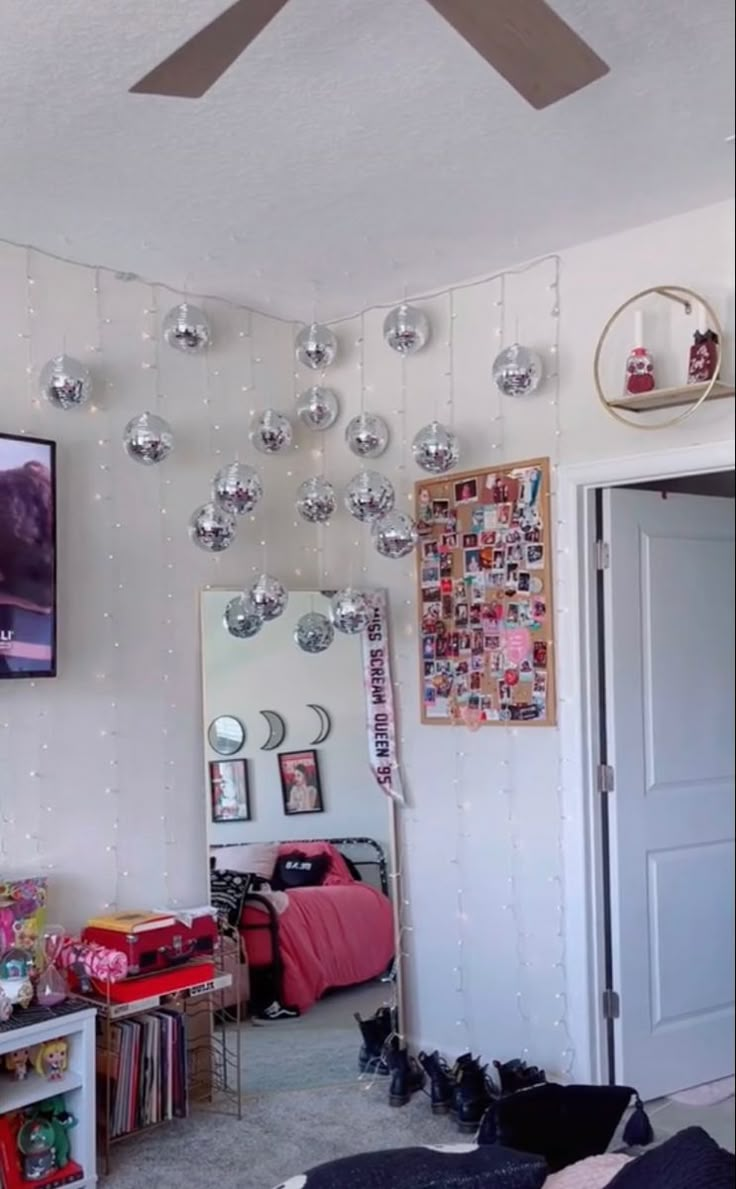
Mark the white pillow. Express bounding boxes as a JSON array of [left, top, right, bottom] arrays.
[[212, 843, 279, 880]]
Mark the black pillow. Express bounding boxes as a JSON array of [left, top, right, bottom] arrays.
[[479, 1083, 639, 1172], [607, 1126, 735, 1188], [273, 1142, 547, 1188], [209, 869, 252, 933], [272, 851, 329, 890]]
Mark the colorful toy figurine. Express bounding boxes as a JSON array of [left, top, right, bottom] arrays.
[[34, 1038, 68, 1081], [4, 1048, 31, 1080], [16, 1117, 57, 1181]]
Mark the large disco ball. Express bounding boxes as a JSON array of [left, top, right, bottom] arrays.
[[372, 510, 419, 559], [123, 412, 174, 465], [295, 323, 338, 370], [189, 502, 237, 552], [344, 412, 390, 459], [213, 461, 263, 515], [39, 355, 92, 410], [296, 476, 336, 524], [162, 303, 211, 353], [248, 573, 288, 621], [492, 343, 544, 398], [344, 470, 395, 523], [295, 385, 340, 431], [224, 594, 262, 639], [411, 421, 459, 474], [250, 409, 293, 455], [294, 611, 334, 654], [329, 588, 372, 635], [383, 303, 430, 355]]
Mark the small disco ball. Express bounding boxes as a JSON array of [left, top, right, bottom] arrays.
[[344, 412, 390, 459], [372, 510, 419, 559], [249, 409, 293, 454], [411, 421, 459, 474], [189, 502, 237, 552], [248, 573, 288, 621], [162, 303, 211, 353], [344, 470, 395, 522], [123, 412, 174, 465], [295, 386, 340, 431], [296, 476, 336, 524], [224, 594, 262, 639], [492, 343, 544, 397], [295, 323, 338, 370], [294, 611, 334, 654], [212, 461, 263, 515], [329, 588, 372, 634], [39, 354, 92, 410], [383, 303, 430, 355]]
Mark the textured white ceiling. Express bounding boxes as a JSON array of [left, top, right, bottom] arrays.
[[1, 0, 733, 319]]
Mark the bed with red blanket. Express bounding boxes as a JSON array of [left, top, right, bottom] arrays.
[[240, 839, 394, 1015]]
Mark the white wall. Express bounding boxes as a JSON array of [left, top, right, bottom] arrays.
[[0, 198, 733, 1079], [201, 589, 388, 850]]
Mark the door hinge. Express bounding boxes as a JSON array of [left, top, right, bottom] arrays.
[[595, 540, 610, 570], [596, 763, 615, 794], [602, 989, 620, 1020]]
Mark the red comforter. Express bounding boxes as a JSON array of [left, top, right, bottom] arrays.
[[241, 843, 394, 1014]]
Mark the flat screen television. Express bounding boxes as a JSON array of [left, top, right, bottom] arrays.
[[0, 432, 57, 678]]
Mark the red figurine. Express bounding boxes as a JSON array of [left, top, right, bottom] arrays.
[[687, 330, 719, 384], [624, 346, 656, 396]]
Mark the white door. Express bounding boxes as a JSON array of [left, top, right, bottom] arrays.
[[603, 487, 735, 1101]]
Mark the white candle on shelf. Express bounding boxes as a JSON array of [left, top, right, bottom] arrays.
[[697, 302, 708, 335], [633, 308, 643, 347]]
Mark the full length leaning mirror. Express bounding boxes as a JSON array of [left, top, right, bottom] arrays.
[[201, 589, 398, 1096]]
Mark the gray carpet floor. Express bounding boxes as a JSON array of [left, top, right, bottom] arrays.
[[103, 1082, 455, 1189]]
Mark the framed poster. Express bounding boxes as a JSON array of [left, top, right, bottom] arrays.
[[415, 456, 556, 726], [278, 750, 324, 815], [209, 759, 250, 822]]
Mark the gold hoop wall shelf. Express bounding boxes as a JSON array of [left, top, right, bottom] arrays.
[[593, 285, 735, 430]]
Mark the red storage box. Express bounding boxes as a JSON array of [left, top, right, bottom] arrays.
[[82, 915, 217, 976]]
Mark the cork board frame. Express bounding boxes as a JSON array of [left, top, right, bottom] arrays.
[[415, 456, 556, 727]]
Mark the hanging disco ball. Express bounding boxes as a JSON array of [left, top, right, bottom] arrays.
[[189, 502, 237, 552], [162, 303, 211, 353], [123, 412, 174, 465], [344, 412, 390, 459], [344, 470, 395, 523], [295, 386, 340, 431], [249, 409, 293, 454], [329, 588, 372, 635], [411, 421, 459, 474], [248, 573, 288, 621], [492, 343, 544, 398], [372, 510, 419, 559], [294, 611, 334, 654], [213, 461, 263, 515], [296, 476, 336, 524], [295, 323, 338, 370], [383, 303, 430, 355], [39, 355, 92, 410], [224, 594, 263, 639]]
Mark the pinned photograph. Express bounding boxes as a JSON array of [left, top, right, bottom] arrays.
[[454, 477, 478, 504], [279, 750, 323, 815], [533, 640, 548, 668], [471, 507, 485, 532], [526, 543, 544, 569], [455, 602, 468, 626], [423, 635, 436, 661], [462, 533, 478, 549], [497, 503, 512, 527], [532, 597, 547, 621], [517, 571, 531, 593], [422, 584, 441, 604], [479, 530, 496, 547], [422, 540, 439, 560], [442, 533, 458, 550], [464, 549, 481, 576], [421, 562, 439, 585]]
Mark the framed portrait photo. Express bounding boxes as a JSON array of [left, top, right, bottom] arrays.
[[209, 759, 250, 823], [278, 749, 323, 816]]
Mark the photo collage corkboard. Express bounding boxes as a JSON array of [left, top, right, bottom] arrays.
[[415, 457, 556, 726]]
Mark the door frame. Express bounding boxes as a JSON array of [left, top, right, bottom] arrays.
[[557, 437, 735, 1086]]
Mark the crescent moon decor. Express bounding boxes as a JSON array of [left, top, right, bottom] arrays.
[[307, 704, 332, 746], [260, 709, 286, 751]]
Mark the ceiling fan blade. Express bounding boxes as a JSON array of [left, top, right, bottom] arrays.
[[129, 0, 290, 98], [424, 0, 609, 109]]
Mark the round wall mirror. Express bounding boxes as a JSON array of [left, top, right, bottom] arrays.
[[208, 715, 245, 756]]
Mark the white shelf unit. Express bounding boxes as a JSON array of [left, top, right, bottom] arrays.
[[0, 1006, 97, 1188]]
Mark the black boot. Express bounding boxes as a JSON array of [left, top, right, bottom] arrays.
[[493, 1057, 546, 1095], [452, 1053, 491, 1134], [388, 1044, 425, 1107], [418, 1050, 453, 1115], [355, 1006, 393, 1076]]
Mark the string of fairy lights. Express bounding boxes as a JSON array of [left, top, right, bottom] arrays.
[[3, 238, 577, 1076]]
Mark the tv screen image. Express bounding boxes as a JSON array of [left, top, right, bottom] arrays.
[[0, 432, 56, 678]]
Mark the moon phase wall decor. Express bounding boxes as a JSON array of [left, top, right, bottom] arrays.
[[260, 709, 287, 751], [307, 704, 332, 745]]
